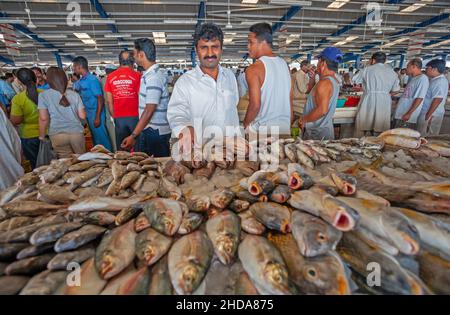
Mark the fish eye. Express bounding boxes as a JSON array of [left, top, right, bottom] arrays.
[[317, 232, 327, 242], [306, 267, 317, 279]]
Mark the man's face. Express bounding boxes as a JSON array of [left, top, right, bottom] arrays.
[[33, 69, 43, 83], [72, 64, 82, 75], [6, 77, 14, 83], [133, 48, 145, 67], [316, 59, 325, 76], [406, 63, 414, 76], [247, 32, 263, 59], [196, 38, 222, 69], [301, 63, 309, 72], [426, 66, 437, 77]]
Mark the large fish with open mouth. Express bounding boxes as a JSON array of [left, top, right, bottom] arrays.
[[288, 189, 359, 232], [168, 231, 213, 295], [95, 220, 136, 280]]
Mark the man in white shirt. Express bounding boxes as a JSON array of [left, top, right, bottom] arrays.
[[417, 59, 449, 136], [237, 67, 248, 98], [354, 51, 400, 137], [121, 38, 171, 157], [167, 23, 240, 153], [394, 58, 429, 129], [244, 23, 293, 135]]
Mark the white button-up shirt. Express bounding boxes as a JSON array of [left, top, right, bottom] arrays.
[[167, 65, 240, 139]]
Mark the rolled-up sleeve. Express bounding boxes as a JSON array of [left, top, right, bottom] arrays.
[[167, 80, 192, 138]]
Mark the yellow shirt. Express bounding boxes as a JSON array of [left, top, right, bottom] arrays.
[[10, 91, 40, 139]]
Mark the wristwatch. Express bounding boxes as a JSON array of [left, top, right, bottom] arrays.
[[131, 132, 138, 140]]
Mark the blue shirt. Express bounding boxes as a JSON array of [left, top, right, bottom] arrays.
[[0, 80, 16, 104], [37, 82, 50, 90], [74, 73, 103, 112]]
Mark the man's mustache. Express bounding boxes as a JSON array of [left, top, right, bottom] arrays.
[[203, 56, 218, 60]]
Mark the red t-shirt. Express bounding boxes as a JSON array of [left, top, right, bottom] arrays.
[[104, 67, 141, 118]]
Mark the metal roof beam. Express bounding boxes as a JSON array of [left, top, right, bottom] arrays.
[[0, 11, 74, 65], [0, 54, 15, 66]]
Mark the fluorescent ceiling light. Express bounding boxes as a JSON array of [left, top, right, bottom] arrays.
[[426, 28, 449, 33], [152, 32, 166, 38], [381, 37, 408, 48], [0, 19, 26, 24], [104, 34, 131, 38], [310, 23, 339, 29], [242, 0, 259, 3], [269, 0, 312, 5], [154, 38, 167, 44], [82, 39, 97, 45], [39, 48, 59, 52], [328, 0, 350, 9], [427, 39, 450, 49], [73, 33, 91, 39], [163, 19, 197, 24], [401, 3, 426, 13], [39, 34, 68, 39], [224, 38, 233, 44], [361, 4, 399, 11]]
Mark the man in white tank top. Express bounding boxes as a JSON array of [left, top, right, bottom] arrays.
[[243, 23, 293, 136]]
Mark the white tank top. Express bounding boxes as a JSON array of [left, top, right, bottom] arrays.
[[250, 56, 291, 135]]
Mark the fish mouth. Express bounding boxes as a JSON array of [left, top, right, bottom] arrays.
[[280, 220, 291, 233], [259, 195, 268, 202], [341, 183, 356, 195], [332, 210, 354, 232], [249, 182, 262, 196], [289, 173, 303, 190], [144, 247, 156, 265], [403, 234, 420, 255], [100, 259, 114, 279]]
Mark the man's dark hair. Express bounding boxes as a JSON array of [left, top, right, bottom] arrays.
[[31, 66, 43, 74], [409, 58, 422, 70], [73, 56, 89, 70], [349, 66, 354, 72], [394, 67, 400, 72], [249, 23, 273, 45], [194, 23, 224, 48], [4, 73, 13, 80], [371, 52, 386, 64], [320, 57, 339, 73], [300, 60, 309, 68], [134, 38, 156, 62], [426, 59, 446, 74], [119, 50, 135, 66]]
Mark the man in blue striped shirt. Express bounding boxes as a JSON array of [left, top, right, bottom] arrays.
[[121, 38, 171, 157]]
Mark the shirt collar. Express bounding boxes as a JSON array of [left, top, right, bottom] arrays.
[[194, 64, 224, 80], [80, 72, 91, 81], [431, 74, 445, 81], [143, 63, 159, 77]]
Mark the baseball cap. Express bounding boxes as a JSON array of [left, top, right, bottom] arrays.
[[317, 47, 343, 63]]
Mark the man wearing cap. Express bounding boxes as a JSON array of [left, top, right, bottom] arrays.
[[104, 50, 141, 150], [353, 52, 400, 137], [298, 47, 343, 140]]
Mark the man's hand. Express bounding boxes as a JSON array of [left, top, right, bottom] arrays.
[[94, 116, 101, 128], [121, 135, 136, 150], [298, 117, 305, 130], [179, 126, 194, 154], [401, 112, 412, 122]]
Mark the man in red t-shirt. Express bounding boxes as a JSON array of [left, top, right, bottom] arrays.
[[104, 50, 141, 149]]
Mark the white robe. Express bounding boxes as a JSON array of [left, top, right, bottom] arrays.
[[354, 63, 400, 137], [0, 109, 24, 190]]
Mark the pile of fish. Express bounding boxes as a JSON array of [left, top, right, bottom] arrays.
[[0, 128, 449, 295]]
